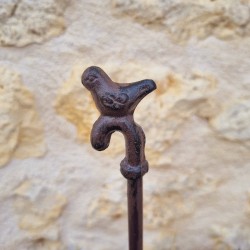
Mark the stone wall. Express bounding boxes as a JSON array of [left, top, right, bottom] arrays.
[[1, 0, 250, 249]]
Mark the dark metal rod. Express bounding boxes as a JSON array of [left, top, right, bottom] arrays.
[[128, 178, 143, 250]]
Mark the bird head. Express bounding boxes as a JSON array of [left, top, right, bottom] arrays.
[[81, 66, 110, 91]]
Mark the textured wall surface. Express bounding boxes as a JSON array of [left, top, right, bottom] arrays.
[[1, 0, 250, 249]]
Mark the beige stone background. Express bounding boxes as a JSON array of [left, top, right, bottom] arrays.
[[1, 0, 250, 249]]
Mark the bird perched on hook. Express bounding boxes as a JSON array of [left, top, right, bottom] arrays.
[[81, 66, 156, 179], [81, 66, 156, 117]]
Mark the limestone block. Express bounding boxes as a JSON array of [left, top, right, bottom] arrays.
[[0, 67, 45, 167], [111, 0, 250, 42], [86, 167, 221, 231], [210, 100, 250, 144], [86, 178, 126, 228], [13, 179, 67, 249], [136, 71, 217, 167], [55, 63, 217, 167], [55, 66, 99, 142], [83, 163, 240, 250], [210, 223, 250, 250], [0, 0, 68, 47]]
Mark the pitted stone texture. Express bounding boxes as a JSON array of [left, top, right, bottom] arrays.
[[0, 67, 45, 167], [55, 66, 99, 143], [13, 179, 66, 250], [86, 179, 126, 228], [55, 63, 217, 167], [210, 224, 250, 250], [0, 0, 68, 47], [137, 70, 217, 167], [210, 100, 250, 144], [85, 169, 224, 249], [111, 0, 250, 42], [1, 0, 250, 249]]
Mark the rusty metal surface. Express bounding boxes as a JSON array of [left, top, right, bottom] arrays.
[[81, 66, 156, 250], [128, 178, 143, 250]]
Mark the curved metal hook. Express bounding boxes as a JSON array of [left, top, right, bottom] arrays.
[[81, 66, 156, 179]]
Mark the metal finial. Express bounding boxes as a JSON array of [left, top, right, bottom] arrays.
[[81, 66, 156, 250]]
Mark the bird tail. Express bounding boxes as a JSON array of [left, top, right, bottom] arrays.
[[126, 79, 157, 113], [137, 79, 156, 99]]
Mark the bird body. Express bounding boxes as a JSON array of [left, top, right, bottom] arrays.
[[82, 66, 156, 117]]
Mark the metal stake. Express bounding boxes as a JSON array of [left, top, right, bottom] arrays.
[[81, 66, 156, 250]]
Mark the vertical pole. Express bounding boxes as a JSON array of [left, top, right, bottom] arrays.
[[127, 177, 143, 250]]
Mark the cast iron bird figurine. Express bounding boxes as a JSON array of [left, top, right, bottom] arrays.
[[81, 66, 156, 179]]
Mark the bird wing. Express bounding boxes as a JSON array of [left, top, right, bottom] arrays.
[[101, 92, 129, 110]]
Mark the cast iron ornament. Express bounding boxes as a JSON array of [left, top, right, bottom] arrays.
[[81, 66, 156, 250], [81, 66, 156, 179]]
